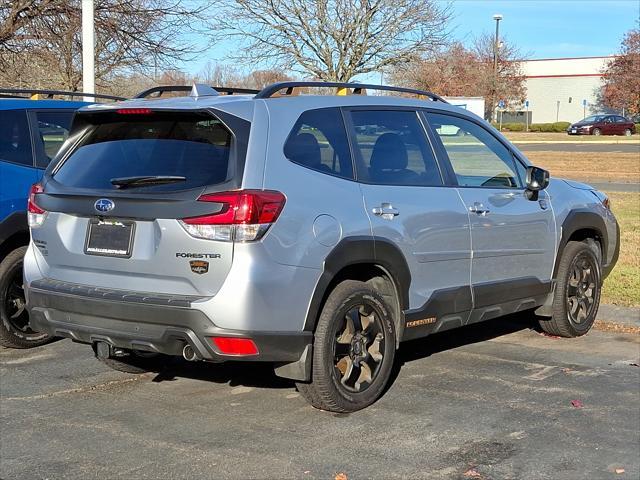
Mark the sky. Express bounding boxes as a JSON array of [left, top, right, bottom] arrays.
[[447, 0, 639, 58], [179, 0, 640, 77]]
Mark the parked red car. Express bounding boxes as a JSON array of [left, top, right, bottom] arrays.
[[567, 114, 636, 136]]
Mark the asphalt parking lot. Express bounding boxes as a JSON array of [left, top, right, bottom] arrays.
[[1, 312, 638, 480]]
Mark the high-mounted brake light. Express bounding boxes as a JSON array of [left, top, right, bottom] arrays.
[[27, 183, 47, 227], [178, 190, 286, 242], [116, 108, 152, 115], [210, 337, 259, 356]]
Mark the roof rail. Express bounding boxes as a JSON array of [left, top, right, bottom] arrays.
[[0, 88, 125, 101], [254, 81, 448, 103], [135, 85, 260, 99]]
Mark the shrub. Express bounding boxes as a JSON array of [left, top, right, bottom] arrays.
[[493, 121, 571, 133]]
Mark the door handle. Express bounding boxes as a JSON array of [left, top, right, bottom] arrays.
[[469, 202, 490, 216], [372, 203, 400, 220]]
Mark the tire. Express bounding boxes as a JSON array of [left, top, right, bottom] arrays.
[[539, 240, 602, 337], [0, 246, 51, 348], [94, 346, 168, 374], [296, 280, 396, 412], [624, 128, 632, 137], [592, 128, 601, 136]]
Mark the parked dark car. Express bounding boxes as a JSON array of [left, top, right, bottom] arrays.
[[567, 114, 636, 136]]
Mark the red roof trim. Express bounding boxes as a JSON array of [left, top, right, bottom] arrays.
[[525, 73, 607, 79], [523, 55, 617, 62]]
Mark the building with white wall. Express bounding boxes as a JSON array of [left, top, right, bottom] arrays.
[[521, 56, 613, 123]]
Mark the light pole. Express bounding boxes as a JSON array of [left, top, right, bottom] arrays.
[[81, 0, 95, 101], [492, 14, 503, 122]]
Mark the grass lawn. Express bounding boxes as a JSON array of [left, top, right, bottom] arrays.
[[525, 151, 640, 183], [601, 192, 640, 307]]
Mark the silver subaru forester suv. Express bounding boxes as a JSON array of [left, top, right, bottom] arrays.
[[24, 82, 619, 412]]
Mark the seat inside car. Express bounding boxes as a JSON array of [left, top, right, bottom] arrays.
[[285, 133, 331, 172], [369, 133, 420, 184]]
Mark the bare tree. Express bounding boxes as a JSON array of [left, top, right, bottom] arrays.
[[599, 27, 640, 116], [210, 0, 451, 82], [197, 61, 245, 87], [389, 35, 526, 120], [0, 0, 67, 51], [245, 69, 293, 89], [0, 0, 213, 90]]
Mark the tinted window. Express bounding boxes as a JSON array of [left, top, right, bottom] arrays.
[[284, 108, 353, 179], [615, 116, 627, 123], [427, 113, 522, 188], [34, 111, 75, 168], [0, 110, 32, 166], [54, 112, 234, 191], [349, 110, 442, 186]]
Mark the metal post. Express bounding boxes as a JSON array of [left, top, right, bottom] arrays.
[[493, 14, 502, 122], [499, 109, 503, 131], [525, 104, 529, 132], [81, 0, 95, 101], [556, 100, 560, 122]]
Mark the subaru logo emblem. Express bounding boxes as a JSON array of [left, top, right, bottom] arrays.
[[94, 198, 115, 213]]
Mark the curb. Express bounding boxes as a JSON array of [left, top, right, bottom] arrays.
[[598, 304, 640, 327]]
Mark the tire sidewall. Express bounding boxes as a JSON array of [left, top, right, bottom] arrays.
[[0, 247, 49, 346], [316, 282, 396, 410], [558, 242, 602, 335]]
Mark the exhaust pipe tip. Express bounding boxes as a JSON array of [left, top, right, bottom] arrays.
[[182, 344, 198, 362]]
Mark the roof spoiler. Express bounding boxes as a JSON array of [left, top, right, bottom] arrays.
[[135, 85, 260, 99]]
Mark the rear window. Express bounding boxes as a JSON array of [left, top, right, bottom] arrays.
[[54, 112, 234, 191]]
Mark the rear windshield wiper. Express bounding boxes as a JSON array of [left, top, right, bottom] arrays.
[[110, 176, 186, 189]]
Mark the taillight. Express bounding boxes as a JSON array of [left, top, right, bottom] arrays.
[[210, 337, 259, 356], [27, 183, 47, 227], [179, 190, 286, 242]]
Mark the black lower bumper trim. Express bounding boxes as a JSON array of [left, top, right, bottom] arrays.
[[26, 283, 312, 363]]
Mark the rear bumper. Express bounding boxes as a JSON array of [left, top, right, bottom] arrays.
[[26, 278, 312, 371]]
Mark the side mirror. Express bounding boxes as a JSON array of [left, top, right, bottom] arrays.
[[525, 166, 549, 200]]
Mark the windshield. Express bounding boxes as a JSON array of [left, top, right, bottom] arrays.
[[53, 112, 233, 192], [582, 115, 606, 123]]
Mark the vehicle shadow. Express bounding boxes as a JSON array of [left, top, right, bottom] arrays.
[[151, 311, 541, 392]]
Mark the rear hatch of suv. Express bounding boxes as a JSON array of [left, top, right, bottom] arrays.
[[29, 107, 256, 297]]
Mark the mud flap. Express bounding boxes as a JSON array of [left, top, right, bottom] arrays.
[[274, 345, 312, 381]]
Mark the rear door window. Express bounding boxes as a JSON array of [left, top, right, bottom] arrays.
[[0, 110, 32, 167], [54, 112, 235, 192], [284, 108, 353, 179], [348, 110, 442, 186], [32, 111, 75, 168]]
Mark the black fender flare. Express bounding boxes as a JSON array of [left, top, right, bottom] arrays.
[[303, 236, 411, 331], [554, 209, 608, 279]]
